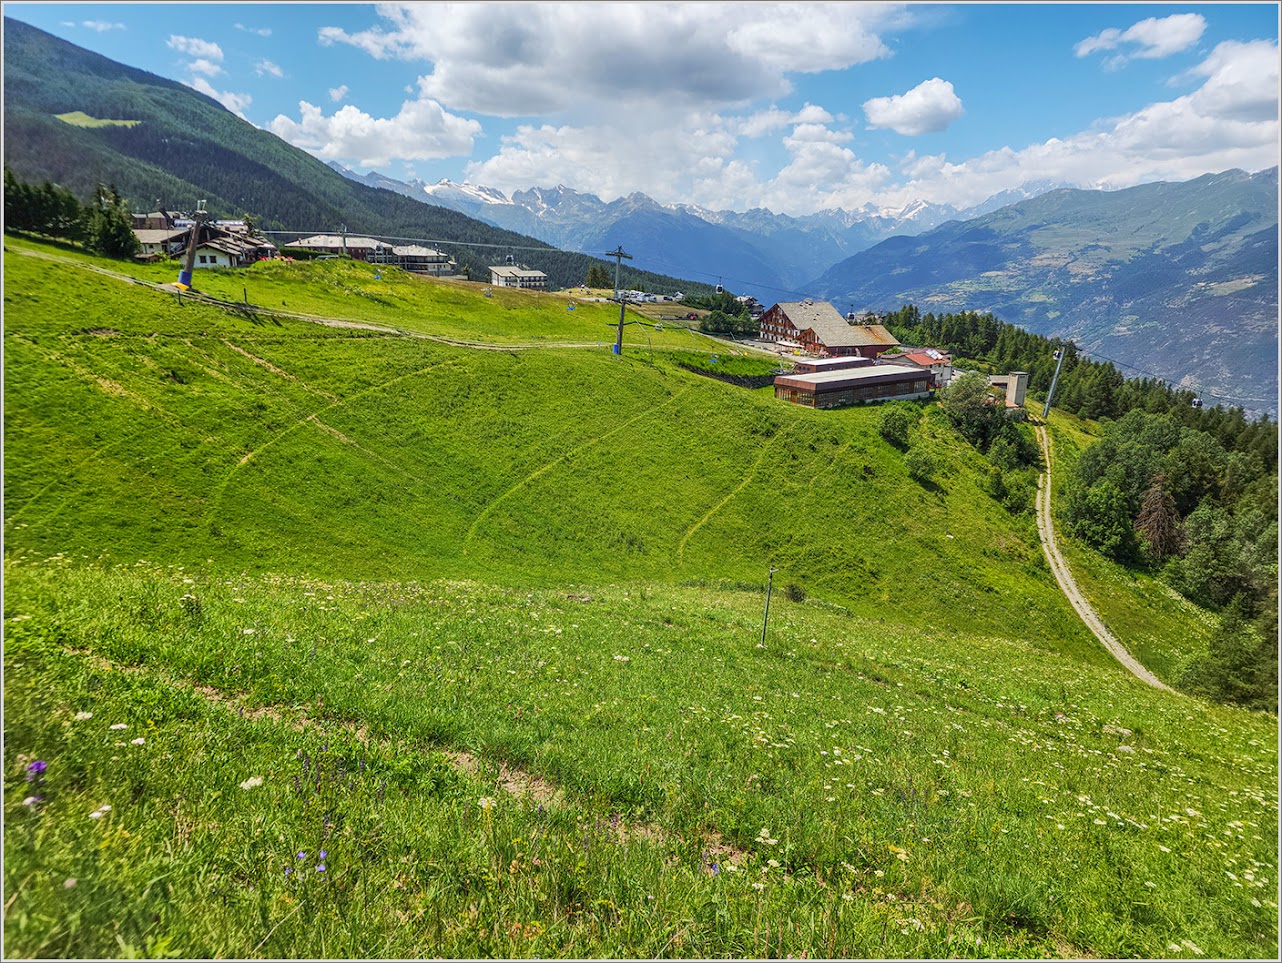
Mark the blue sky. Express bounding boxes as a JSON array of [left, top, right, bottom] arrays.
[[5, 2, 1278, 215]]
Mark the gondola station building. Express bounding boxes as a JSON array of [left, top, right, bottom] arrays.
[[773, 364, 932, 408]]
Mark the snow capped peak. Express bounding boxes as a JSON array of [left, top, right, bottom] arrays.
[[421, 179, 512, 205]]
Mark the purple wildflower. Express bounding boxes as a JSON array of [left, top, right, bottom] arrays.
[[318, 850, 328, 860], [296, 851, 307, 860], [316, 864, 326, 873], [26, 760, 47, 782]]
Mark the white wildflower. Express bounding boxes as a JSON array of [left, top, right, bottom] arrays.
[[239, 775, 264, 790]]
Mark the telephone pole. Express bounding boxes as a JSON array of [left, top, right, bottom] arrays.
[[605, 245, 632, 355], [176, 199, 207, 289], [1042, 344, 1068, 419]]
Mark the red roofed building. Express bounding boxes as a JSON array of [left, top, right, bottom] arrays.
[[880, 348, 953, 387]]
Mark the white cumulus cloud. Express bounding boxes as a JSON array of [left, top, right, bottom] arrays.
[[82, 21, 125, 32], [234, 23, 272, 37], [1075, 13, 1206, 67], [329, 85, 349, 103], [737, 103, 834, 138], [167, 35, 223, 62], [190, 78, 252, 120], [189, 58, 223, 78], [318, 3, 904, 117], [868, 40, 1279, 211], [268, 92, 483, 168], [464, 114, 739, 206], [255, 59, 284, 79], [863, 78, 964, 136]]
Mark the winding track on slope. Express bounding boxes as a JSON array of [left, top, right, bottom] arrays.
[[1034, 423, 1174, 692]]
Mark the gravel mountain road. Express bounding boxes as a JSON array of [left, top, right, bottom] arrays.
[[1034, 423, 1175, 693]]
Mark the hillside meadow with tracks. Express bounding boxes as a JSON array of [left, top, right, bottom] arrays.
[[3, 236, 1277, 958]]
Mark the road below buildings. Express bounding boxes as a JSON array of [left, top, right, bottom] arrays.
[[1034, 423, 1175, 692]]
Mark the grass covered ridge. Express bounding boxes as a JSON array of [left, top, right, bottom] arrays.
[[3, 238, 1090, 651], [4, 236, 1277, 958], [54, 111, 141, 128]]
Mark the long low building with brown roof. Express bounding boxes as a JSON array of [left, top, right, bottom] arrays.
[[774, 364, 932, 408]]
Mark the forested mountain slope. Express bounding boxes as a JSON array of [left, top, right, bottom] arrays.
[[810, 169, 1279, 416]]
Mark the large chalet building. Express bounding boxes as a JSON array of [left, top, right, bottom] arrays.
[[758, 300, 900, 358]]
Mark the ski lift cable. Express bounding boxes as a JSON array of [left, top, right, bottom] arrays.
[[620, 251, 817, 299], [258, 230, 563, 254], [1072, 346, 1273, 408]]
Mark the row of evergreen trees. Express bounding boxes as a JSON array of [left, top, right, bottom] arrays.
[[690, 289, 757, 336], [884, 303, 1276, 464], [4, 166, 140, 259]]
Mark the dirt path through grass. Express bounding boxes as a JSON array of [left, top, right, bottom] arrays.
[[70, 645, 751, 870], [1034, 423, 1173, 692], [678, 425, 793, 560], [463, 385, 693, 553]]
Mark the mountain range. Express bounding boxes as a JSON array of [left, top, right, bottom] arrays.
[[0, 16, 699, 296], [335, 163, 1279, 414], [328, 161, 1071, 300], [810, 168, 1278, 415]]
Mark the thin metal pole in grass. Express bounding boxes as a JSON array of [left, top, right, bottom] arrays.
[[605, 245, 632, 354], [760, 566, 777, 647]]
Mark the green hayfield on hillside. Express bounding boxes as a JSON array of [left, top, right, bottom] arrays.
[[4, 237, 1277, 959], [3, 238, 1092, 651]]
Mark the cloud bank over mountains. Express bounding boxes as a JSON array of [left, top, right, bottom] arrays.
[[250, 3, 1276, 217]]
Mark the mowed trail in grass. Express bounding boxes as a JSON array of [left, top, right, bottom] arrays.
[[3, 238, 1093, 655], [5, 237, 1274, 959]]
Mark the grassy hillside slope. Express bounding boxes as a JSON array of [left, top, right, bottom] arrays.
[[3, 237, 1092, 655], [4, 237, 1277, 959]]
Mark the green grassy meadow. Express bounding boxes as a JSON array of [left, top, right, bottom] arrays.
[[4, 236, 1277, 958]]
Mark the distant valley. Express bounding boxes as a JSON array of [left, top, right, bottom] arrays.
[[329, 161, 1069, 299], [810, 168, 1279, 416], [336, 163, 1279, 416]]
